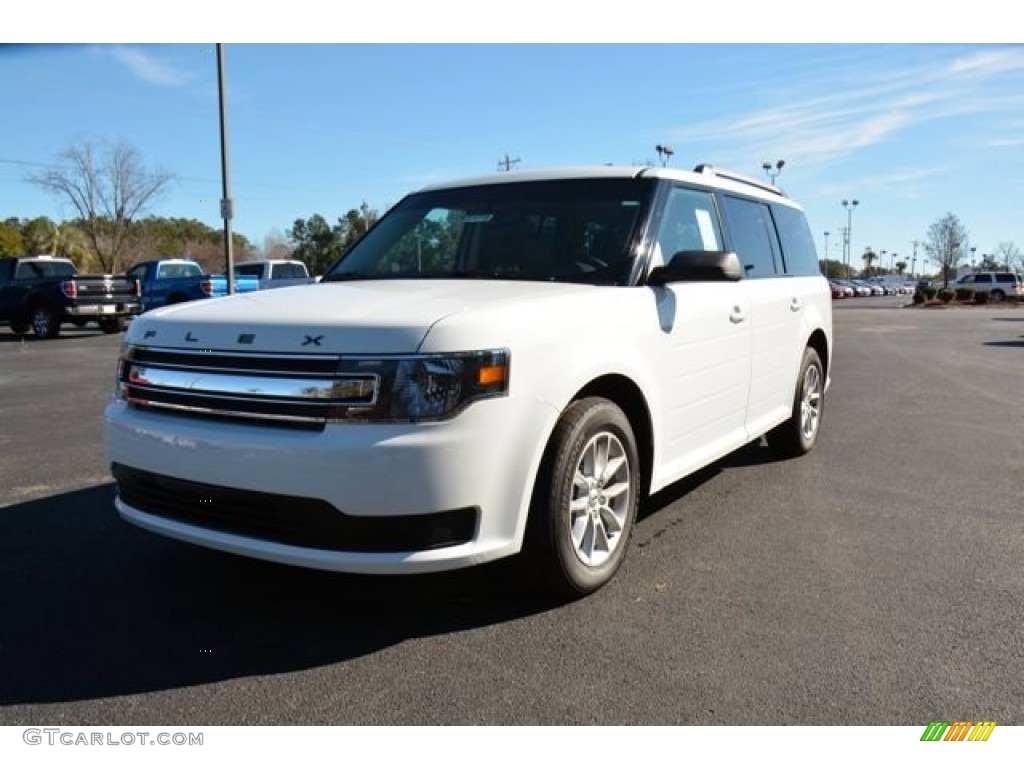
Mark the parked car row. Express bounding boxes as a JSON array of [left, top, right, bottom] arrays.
[[2, 256, 314, 339], [828, 278, 915, 299]]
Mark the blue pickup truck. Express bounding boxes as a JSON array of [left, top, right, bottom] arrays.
[[127, 259, 259, 313]]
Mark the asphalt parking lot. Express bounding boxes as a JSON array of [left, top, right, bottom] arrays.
[[0, 297, 1021, 725]]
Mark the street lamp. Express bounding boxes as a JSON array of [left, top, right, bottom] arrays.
[[823, 231, 830, 260], [655, 144, 675, 167], [970, 246, 977, 270], [880, 250, 887, 276], [842, 199, 859, 279], [762, 160, 785, 183]]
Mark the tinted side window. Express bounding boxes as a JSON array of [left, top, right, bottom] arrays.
[[771, 204, 819, 276], [235, 264, 262, 277], [720, 196, 778, 278], [995, 273, 1013, 283], [974, 274, 992, 284]]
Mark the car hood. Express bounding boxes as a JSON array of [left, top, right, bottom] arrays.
[[126, 279, 590, 354]]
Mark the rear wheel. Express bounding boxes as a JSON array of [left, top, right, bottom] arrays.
[[30, 306, 60, 340], [991, 289, 1006, 302], [766, 347, 824, 458], [524, 398, 639, 598]]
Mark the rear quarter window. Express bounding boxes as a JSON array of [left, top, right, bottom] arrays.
[[771, 204, 820, 276]]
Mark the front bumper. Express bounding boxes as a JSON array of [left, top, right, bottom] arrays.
[[104, 395, 557, 573]]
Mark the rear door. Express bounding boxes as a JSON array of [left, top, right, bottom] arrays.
[[719, 194, 800, 438]]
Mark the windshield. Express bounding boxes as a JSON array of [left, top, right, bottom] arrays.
[[324, 178, 655, 285]]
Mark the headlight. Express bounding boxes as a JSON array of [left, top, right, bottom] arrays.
[[340, 350, 509, 422]]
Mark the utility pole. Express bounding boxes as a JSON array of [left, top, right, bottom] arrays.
[[217, 44, 236, 294], [912, 240, 922, 278], [497, 153, 520, 172]]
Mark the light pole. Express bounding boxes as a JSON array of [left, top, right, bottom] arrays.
[[762, 160, 785, 184], [823, 231, 830, 261], [970, 246, 977, 271], [655, 144, 675, 167], [891, 252, 898, 273], [880, 250, 887, 276], [216, 43, 236, 294], [842, 199, 859, 280]]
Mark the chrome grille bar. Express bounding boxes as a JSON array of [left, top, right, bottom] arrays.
[[119, 347, 378, 428]]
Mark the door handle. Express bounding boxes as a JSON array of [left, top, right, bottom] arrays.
[[729, 306, 747, 324], [790, 297, 802, 312]]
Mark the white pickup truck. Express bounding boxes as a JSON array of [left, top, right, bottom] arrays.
[[232, 259, 314, 290], [105, 165, 832, 596]]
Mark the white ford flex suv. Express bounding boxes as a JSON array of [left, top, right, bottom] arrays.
[[105, 164, 832, 596]]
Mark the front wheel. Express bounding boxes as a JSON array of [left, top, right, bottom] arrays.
[[990, 289, 1006, 302], [524, 398, 639, 598], [766, 347, 824, 457]]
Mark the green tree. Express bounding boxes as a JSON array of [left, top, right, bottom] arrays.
[[895, 260, 908, 276], [21, 216, 59, 254], [28, 140, 173, 272], [861, 248, 878, 277], [289, 214, 341, 276], [0, 219, 24, 255], [977, 254, 1000, 271], [336, 202, 379, 252], [925, 212, 968, 288], [818, 258, 845, 278]]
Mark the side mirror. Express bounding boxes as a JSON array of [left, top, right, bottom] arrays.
[[648, 250, 743, 286]]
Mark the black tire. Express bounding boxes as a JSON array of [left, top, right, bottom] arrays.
[[991, 289, 1005, 302], [98, 316, 125, 334], [524, 398, 640, 598], [766, 347, 824, 458], [9, 321, 29, 335], [30, 306, 60, 340]]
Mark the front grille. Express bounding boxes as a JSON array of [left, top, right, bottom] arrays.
[[119, 347, 377, 428], [113, 464, 478, 553]]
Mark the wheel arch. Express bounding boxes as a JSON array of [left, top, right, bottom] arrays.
[[568, 374, 655, 499], [806, 328, 829, 381]]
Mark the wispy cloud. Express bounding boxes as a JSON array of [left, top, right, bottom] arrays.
[[666, 45, 1024, 167], [103, 45, 194, 87]]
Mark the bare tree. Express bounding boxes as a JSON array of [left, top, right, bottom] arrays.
[[994, 241, 1021, 272], [925, 213, 968, 288], [28, 140, 173, 273], [262, 229, 294, 260]]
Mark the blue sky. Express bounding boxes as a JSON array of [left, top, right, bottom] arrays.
[[2, 42, 1023, 273]]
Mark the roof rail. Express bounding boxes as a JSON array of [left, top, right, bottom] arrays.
[[692, 164, 784, 197]]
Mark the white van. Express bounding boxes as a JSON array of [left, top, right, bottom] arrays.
[[105, 165, 832, 596]]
